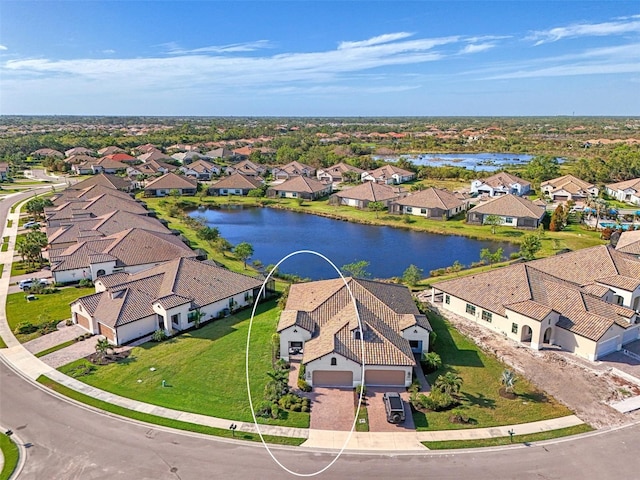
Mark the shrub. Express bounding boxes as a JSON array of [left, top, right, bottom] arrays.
[[297, 378, 311, 392], [301, 405, 310, 413], [423, 389, 457, 411], [65, 319, 73, 326], [38, 320, 59, 335], [152, 329, 168, 342], [421, 351, 442, 373], [78, 278, 94, 288], [14, 321, 37, 334], [275, 358, 290, 371], [355, 384, 367, 397], [256, 401, 275, 418], [509, 252, 521, 260]]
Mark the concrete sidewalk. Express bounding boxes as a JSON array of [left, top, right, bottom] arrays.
[[0, 194, 587, 452]]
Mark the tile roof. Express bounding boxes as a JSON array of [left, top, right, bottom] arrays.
[[144, 172, 198, 190], [67, 173, 132, 191], [76, 258, 263, 328], [477, 172, 531, 188], [274, 161, 316, 175], [318, 162, 364, 179], [334, 182, 403, 202], [607, 177, 640, 192], [211, 173, 262, 190], [540, 174, 594, 193], [393, 187, 465, 210], [615, 230, 640, 255], [278, 278, 430, 367], [270, 176, 329, 194], [434, 248, 638, 342], [45, 193, 148, 223], [367, 164, 414, 178], [468, 194, 545, 219]]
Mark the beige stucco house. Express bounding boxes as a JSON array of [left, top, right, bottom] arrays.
[[432, 245, 640, 361], [277, 278, 431, 387]]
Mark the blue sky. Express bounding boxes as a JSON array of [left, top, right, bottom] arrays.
[[1, 1, 639, 116]]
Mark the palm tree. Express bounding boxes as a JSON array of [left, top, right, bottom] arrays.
[[434, 372, 463, 396], [501, 369, 517, 393], [95, 337, 113, 363]]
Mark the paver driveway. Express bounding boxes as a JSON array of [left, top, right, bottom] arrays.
[[366, 387, 415, 432], [308, 387, 355, 431]]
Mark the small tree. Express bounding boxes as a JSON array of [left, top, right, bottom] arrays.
[[341, 260, 371, 278], [234, 242, 254, 269], [480, 247, 504, 266], [402, 264, 424, 286], [196, 226, 220, 242], [451, 260, 464, 275], [434, 372, 463, 397], [519, 233, 542, 261], [501, 369, 517, 393], [191, 308, 205, 329], [484, 214, 503, 234], [422, 352, 442, 373], [368, 201, 386, 218], [95, 337, 113, 363]]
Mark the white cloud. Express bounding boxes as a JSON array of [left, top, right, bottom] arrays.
[[0, 45, 7, 51], [338, 32, 414, 49], [459, 43, 495, 54], [102, 49, 115, 55], [165, 40, 274, 54], [529, 16, 640, 45]]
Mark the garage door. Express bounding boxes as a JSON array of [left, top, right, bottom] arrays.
[[364, 369, 406, 386], [75, 313, 91, 330], [312, 371, 353, 387], [98, 323, 116, 342]]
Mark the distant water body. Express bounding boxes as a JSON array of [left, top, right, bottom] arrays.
[[192, 206, 518, 280], [374, 152, 539, 172]]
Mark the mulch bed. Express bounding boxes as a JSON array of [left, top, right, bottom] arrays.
[[87, 350, 131, 366], [499, 387, 517, 400]]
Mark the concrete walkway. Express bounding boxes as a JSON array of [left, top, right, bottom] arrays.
[[0, 194, 588, 452]]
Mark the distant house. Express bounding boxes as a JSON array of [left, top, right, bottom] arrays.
[[267, 176, 331, 200], [316, 162, 364, 187], [45, 192, 149, 227], [97, 146, 126, 156], [71, 157, 128, 175], [65, 147, 94, 157], [470, 172, 531, 197], [206, 147, 234, 159], [272, 161, 316, 180], [278, 277, 431, 387], [0, 162, 9, 181], [143, 172, 198, 197], [49, 228, 197, 283], [224, 159, 266, 177], [361, 165, 415, 184], [466, 194, 546, 228], [65, 172, 133, 192], [127, 159, 174, 180], [541, 175, 598, 203], [104, 153, 138, 165], [172, 151, 207, 165], [208, 173, 262, 196], [330, 182, 404, 209], [179, 159, 221, 180], [232, 146, 253, 160], [606, 178, 640, 206], [31, 148, 64, 159], [389, 187, 467, 219], [70, 257, 266, 345], [137, 150, 170, 163], [65, 154, 95, 165]]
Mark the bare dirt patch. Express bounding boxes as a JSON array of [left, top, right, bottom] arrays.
[[432, 305, 640, 429]]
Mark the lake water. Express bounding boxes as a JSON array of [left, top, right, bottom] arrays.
[[191, 207, 518, 280], [374, 152, 539, 172]]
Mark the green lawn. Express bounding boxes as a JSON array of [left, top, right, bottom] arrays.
[[0, 433, 19, 480], [413, 312, 572, 431], [37, 376, 304, 446], [355, 404, 369, 432], [5, 287, 94, 342], [58, 300, 310, 428], [422, 424, 593, 449], [35, 339, 76, 358], [0, 336, 7, 348]]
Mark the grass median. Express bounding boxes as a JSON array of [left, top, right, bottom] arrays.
[[422, 424, 593, 449], [36, 376, 305, 446], [0, 433, 19, 480]]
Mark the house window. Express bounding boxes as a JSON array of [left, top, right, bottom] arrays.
[[330, 357, 337, 366], [512, 323, 518, 334], [466, 304, 476, 315], [505, 217, 513, 223], [406, 207, 413, 213], [420, 208, 427, 214], [187, 311, 197, 323], [445, 295, 450, 304], [96, 269, 106, 277], [292, 192, 297, 197], [171, 314, 179, 326], [482, 311, 492, 323], [354, 330, 361, 340]]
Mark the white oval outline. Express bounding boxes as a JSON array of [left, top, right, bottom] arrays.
[[245, 249, 366, 477]]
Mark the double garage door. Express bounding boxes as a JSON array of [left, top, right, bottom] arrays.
[[312, 369, 405, 387]]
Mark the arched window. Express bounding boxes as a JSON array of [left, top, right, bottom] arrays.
[[330, 357, 337, 366], [354, 330, 361, 340], [96, 269, 106, 277]]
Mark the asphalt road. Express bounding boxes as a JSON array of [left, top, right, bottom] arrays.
[[2, 359, 640, 480], [2, 178, 640, 479]]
